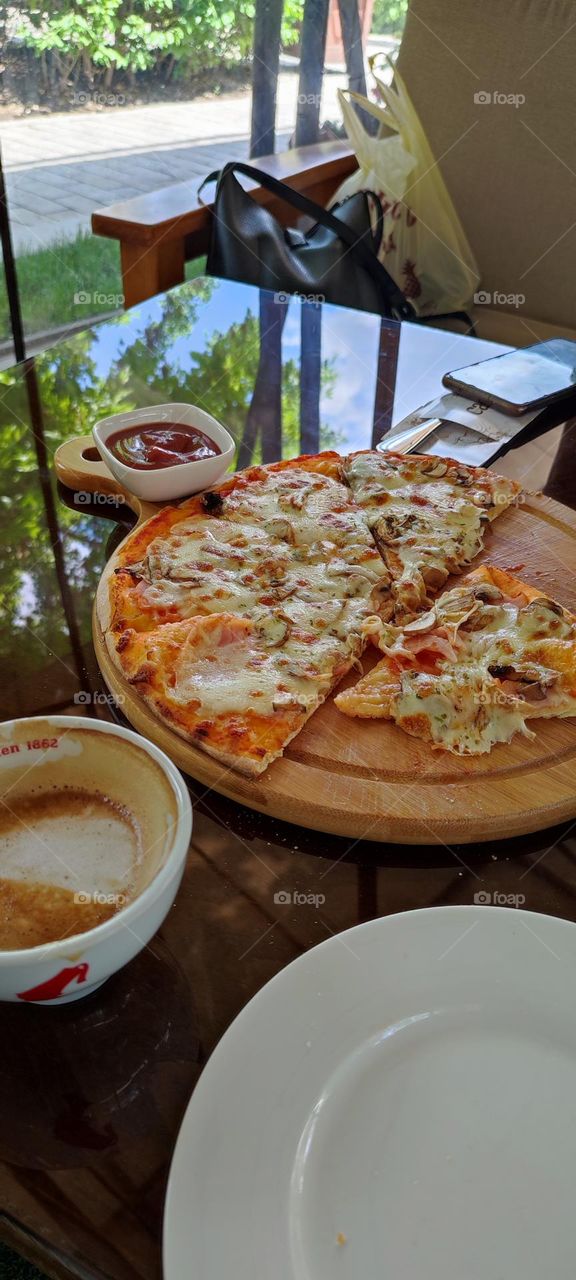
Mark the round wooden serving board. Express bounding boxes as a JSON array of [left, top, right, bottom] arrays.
[[56, 434, 576, 844]]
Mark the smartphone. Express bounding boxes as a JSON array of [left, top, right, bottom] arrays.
[[442, 338, 576, 416]]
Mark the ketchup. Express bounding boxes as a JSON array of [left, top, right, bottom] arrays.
[[107, 422, 222, 470]]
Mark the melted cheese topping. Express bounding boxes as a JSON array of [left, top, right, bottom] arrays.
[[126, 467, 391, 640], [344, 453, 519, 617], [220, 468, 371, 548], [133, 520, 387, 625], [169, 615, 357, 718], [119, 466, 394, 730], [395, 668, 531, 753], [115, 455, 534, 766], [137, 519, 292, 618], [433, 588, 574, 659], [374, 581, 576, 753], [346, 451, 518, 512]]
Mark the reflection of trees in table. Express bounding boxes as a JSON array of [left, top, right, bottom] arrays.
[[300, 301, 323, 455], [240, 292, 286, 467], [0, 282, 345, 705], [0, 286, 216, 701], [0, 340, 126, 709], [0, 285, 219, 677], [372, 317, 400, 445], [103, 284, 342, 466], [237, 294, 343, 466]]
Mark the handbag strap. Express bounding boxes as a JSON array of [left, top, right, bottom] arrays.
[[199, 161, 416, 322]]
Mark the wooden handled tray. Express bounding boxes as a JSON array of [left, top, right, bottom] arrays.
[[55, 434, 576, 845]]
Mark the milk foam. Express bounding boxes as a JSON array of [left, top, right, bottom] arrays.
[[0, 790, 141, 897]]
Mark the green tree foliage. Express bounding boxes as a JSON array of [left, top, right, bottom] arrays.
[[0, 337, 130, 693], [14, 0, 303, 91], [370, 0, 407, 36]]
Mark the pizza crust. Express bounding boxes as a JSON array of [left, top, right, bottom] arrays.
[[465, 564, 561, 608], [96, 557, 117, 634], [131, 670, 354, 778]]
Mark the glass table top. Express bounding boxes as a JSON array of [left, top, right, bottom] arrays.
[[1, 276, 576, 1279]]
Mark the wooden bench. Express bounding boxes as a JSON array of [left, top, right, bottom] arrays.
[[92, 141, 357, 308]]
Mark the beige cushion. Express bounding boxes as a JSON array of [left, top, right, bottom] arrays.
[[471, 309, 576, 345], [427, 309, 576, 345], [397, 0, 576, 333]]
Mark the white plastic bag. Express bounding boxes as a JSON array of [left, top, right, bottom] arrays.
[[331, 65, 480, 317]]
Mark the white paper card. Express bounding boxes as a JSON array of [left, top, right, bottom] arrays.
[[386, 393, 540, 466]]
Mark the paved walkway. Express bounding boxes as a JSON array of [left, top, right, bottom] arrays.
[[2, 70, 349, 254]]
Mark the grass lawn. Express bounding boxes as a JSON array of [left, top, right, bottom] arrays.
[[1, 231, 207, 341]]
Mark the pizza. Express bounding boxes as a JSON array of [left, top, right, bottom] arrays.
[[343, 450, 520, 619], [111, 612, 363, 775], [99, 455, 390, 775], [97, 450, 525, 775], [335, 566, 576, 754], [99, 455, 389, 635]]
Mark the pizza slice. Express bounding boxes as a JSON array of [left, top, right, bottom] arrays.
[[342, 450, 522, 620], [111, 609, 364, 776], [99, 453, 391, 638], [334, 566, 576, 755]]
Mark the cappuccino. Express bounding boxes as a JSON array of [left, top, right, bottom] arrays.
[[0, 788, 140, 949]]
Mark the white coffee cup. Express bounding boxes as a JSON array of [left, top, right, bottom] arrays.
[[0, 716, 192, 1004]]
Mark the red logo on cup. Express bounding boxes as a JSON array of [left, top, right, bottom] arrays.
[[17, 963, 90, 1002]]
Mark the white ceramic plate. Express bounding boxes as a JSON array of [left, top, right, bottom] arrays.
[[163, 907, 576, 1279]]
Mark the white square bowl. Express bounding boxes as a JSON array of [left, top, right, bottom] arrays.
[[93, 403, 235, 502]]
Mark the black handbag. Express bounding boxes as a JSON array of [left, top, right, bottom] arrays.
[[200, 161, 416, 322]]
